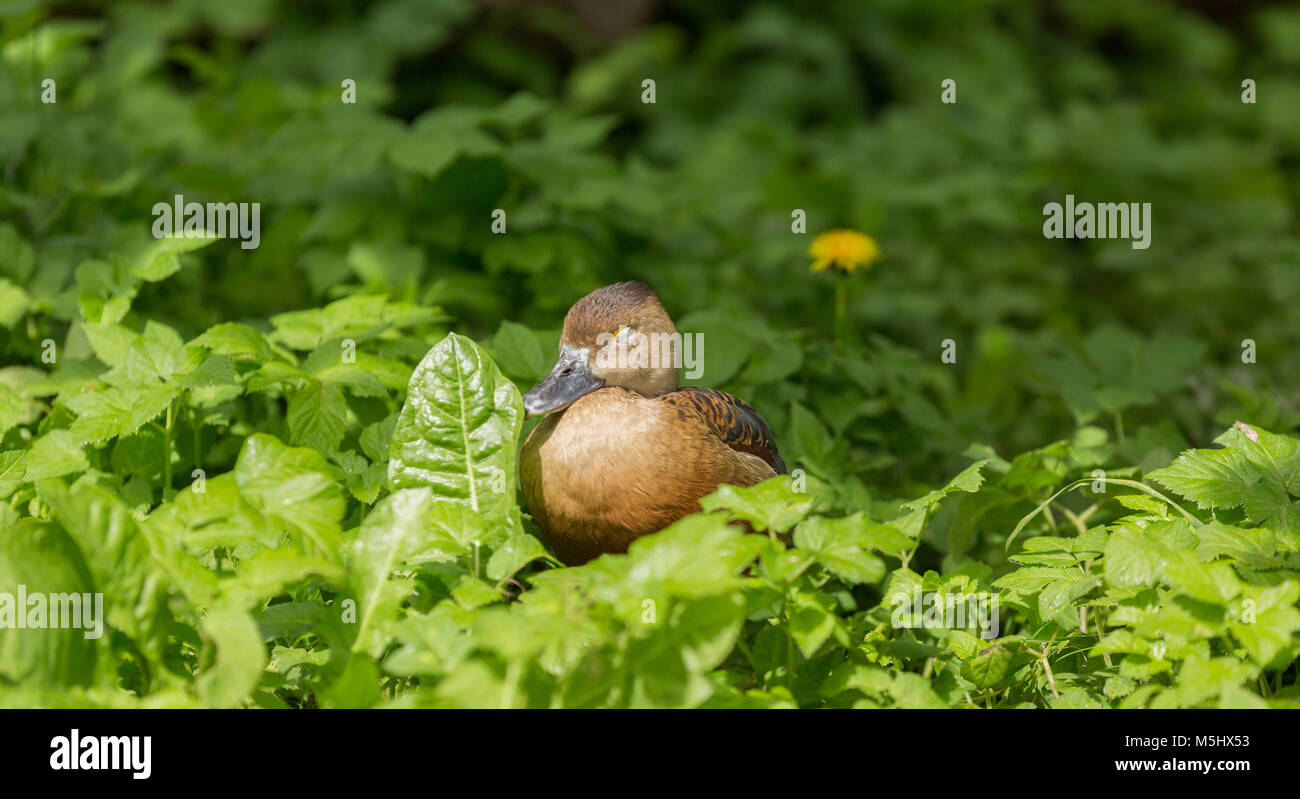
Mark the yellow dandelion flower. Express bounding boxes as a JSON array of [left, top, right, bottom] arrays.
[[808, 229, 881, 275]]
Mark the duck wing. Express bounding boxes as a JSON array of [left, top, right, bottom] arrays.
[[658, 387, 786, 475]]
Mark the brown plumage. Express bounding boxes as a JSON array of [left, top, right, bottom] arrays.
[[519, 282, 785, 565], [658, 387, 786, 475]]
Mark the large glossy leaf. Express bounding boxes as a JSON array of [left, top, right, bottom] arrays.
[[35, 482, 172, 660], [347, 487, 483, 657], [388, 332, 523, 533], [0, 519, 98, 689]]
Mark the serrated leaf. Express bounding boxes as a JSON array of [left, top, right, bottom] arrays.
[[287, 381, 347, 452], [0, 451, 26, 498], [699, 477, 812, 534], [24, 431, 88, 481], [793, 514, 888, 584], [903, 460, 991, 511]]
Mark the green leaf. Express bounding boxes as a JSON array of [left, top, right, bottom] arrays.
[[0, 520, 97, 688], [349, 487, 475, 656], [196, 605, 266, 708], [125, 321, 186, 383], [793, 514, 888, 584], [389, 106, 500, 179], [388, 332, 523, 531], [82, 321, 139, 368], [787, 590, 839, 657], [135, 232, 218, 282], [65, 383, 178, 444], [1103, 527, 1169, 589], [698, 477, 812, 534], [220, 549, 344, 608], [902, 460, 991, 511], [0, 223, 35, 284], [190, 323, 277, 363], [1038, 576, 1100, 630], [0, 280, 31, 328], [485, 532, 551, 581], [0, 450, 26, 498], [489, 320, 549, 382], [24, 431, 88, 481], [233, 434, 345, 560], [1229, 582, 1300, 667], [964, 637, 1021, 690], [36, 482, 171, 655], [287, 381, 348, 452], [1150, 424, 1300, 543]]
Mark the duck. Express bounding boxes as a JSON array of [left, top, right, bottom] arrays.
[[519, 281, 786, 566]]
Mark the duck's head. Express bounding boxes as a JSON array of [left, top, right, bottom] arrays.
[[523, 281, 680, 417]]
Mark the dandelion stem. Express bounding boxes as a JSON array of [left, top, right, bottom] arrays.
[[833, 277, 848, 342]]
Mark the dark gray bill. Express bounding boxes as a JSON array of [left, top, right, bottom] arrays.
[[523, 347, 603, 417]]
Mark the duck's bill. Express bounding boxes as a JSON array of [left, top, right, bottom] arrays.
[[523, 349, 603, 417]]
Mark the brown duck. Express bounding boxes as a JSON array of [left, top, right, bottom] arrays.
[[520, 282, 785, 565]]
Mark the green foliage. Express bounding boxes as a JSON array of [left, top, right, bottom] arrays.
[[2, 0, 1299, 707]]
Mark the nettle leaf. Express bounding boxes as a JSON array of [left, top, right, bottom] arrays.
[[1038, 576, 1101, 630], [699, 477, 812, 534], [0, 223, 35, 284], [24, 431, 89, 481], [963, 636, 1022, 690], [346, 462, 387, 505], [388, 332, 523, 531], [787, 589, 841, 656], [360, 413, 397, 462], [233, 434, 345, 560], [1151, 656, 1256, 709], [1150, 424, 1300, 545], [190, 322, 278, 363], [0, 280, 31, 328], [902, 459, 990, 512], [180, 354, 237, 389], [270, 295, 389, 351], [82, 321, 139, 368], [288, 381, 348, 452], [389, 106, 501, 179], [220, 549, 344, 608], [1229, 582, 1300, 668], [0, 384, 32, 436], [125, 321, 186, 383], [793, 514, 888, 584], [1193, 521, 1280, 570], [315, 363, 388, 398], [994, 565, 1078, 595], [787, 401, 835, 473], [65, 383, 178, 444], [135, 232, 219, 282], [0, 451, 26, 498], [626, 593, 748, 708], [1103, 527, 1169, 589]]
